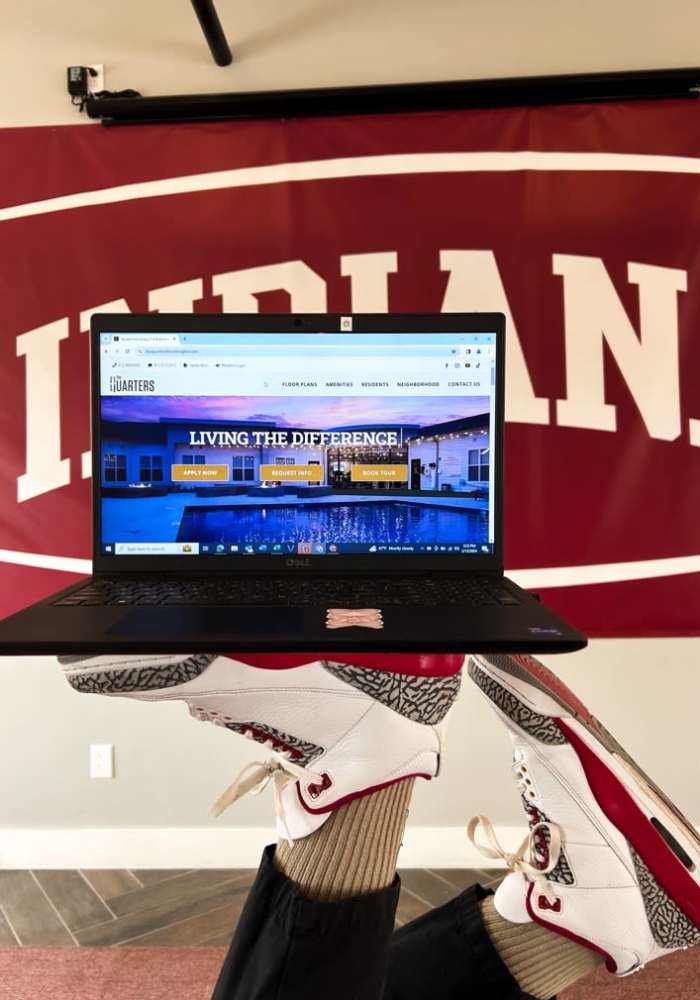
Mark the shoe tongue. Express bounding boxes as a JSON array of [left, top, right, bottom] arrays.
[[493, 873, 532, 924]]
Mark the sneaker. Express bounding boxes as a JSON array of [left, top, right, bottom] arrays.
[[59, 653, 460, 841], [466, 653, 700, 976]]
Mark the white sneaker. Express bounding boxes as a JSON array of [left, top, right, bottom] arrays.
[[60, 653, 460, 841], [467, 653, 700, 976]]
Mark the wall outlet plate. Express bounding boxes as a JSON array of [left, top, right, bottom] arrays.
[[90, 743, 114, 779]]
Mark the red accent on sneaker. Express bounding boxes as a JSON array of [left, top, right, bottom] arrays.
[[242, 724, 304, 761], [526, 883, 618, 973], [556, 718, 700, 928], [511, 654, 596, 725], [307, 773, 333, 799], [224, 653, 464, 677], [538, 895, 562, 913], [297, 773, 432, 815]]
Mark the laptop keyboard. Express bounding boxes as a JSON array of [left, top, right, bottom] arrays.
[[55, 576, 522, 609]]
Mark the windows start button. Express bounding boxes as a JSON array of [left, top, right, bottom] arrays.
[[351, 465, 409, 482]]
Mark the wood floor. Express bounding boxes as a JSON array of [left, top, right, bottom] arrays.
[[0, 868, 498, 948]]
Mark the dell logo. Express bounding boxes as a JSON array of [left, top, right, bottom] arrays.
[[285, 558, 311, 568]]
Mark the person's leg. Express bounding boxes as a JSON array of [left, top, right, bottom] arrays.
[[387, 650, 699, 1000], [478, 894, 601, 998], [385, 880, 599, 1000], [59, 653, 460, 998], [212, 780, 414, 1000]]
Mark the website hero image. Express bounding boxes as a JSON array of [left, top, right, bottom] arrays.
[[99, 332, 496, 558]]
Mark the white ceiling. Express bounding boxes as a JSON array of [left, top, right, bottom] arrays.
[[2, 0, 699, 126]]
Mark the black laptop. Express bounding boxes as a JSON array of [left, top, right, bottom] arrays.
[[0, 312, 586, 655]]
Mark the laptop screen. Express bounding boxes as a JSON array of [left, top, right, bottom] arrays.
[[97, 330, 497, 559]]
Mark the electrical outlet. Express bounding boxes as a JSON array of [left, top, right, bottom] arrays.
[[90, 743, 114, 779], [87, 64, 104, 95]]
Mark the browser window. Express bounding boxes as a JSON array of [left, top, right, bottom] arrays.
[[98, 331, 497, 557]]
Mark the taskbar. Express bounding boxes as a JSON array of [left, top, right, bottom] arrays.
[[101, 541, 494, 556]]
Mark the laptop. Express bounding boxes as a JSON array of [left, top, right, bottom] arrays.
[[0, 312, 587, 655]]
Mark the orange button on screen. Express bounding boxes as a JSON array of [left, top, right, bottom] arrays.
[[171, 464, 229, 482], [350, 465, 409, 482], [260, 464, 324, 482]]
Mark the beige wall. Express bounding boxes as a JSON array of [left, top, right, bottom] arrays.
[[1, 1, 700, 128], [1, 640, 698, 866], [1, 2, 698, 863]]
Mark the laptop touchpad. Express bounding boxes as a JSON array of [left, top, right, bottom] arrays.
[[108, 607, 302, 638]]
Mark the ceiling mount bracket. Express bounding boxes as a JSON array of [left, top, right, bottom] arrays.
[[191, 0, 233, 67]]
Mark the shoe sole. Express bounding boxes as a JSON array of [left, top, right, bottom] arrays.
[[61, 654, 216, 694], [470, 653, 700, 930]]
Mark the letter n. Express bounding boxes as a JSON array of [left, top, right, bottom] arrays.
[[553, 255, 686, 440]]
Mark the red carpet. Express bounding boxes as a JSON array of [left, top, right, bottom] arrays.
[[0, 948, 224, 1000], [563, 947, 700, 1000], [0, 945, 697, 998]]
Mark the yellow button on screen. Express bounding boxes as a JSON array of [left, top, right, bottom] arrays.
[[260, 464, 324, 482], [171, 464, 229, 482], [351, 465, 409, 482]]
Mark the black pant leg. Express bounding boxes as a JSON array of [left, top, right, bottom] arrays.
[[212, 845, 401, 1000], [384, 883, 544, 1000]]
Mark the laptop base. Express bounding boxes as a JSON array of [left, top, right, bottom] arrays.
[[0, 574, 587, 655]]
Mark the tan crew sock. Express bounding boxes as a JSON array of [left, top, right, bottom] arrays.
[[274, 778, 415, 901], [481, 895, 602, 999]]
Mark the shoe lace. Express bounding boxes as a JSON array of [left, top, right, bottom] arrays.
[[467, 814, 563, 908], [210, 733, 324, 845]]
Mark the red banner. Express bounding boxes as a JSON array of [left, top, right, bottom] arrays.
[[1, 101, 699, 637]]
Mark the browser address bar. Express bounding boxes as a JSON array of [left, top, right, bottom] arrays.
[[136, 344, 456, 356]]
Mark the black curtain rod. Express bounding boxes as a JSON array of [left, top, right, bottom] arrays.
[[191, 0, 233, 67], [87, 66, 700, 126]]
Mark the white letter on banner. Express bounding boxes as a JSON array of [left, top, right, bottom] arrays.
[[554, 256, 686, 440], [79, 298, 132, 479], [79, 298, 131, 334], [16, 319, 70, 502], [212, 262, 327, 312], [440, 250, 549, 424], [148, 278, 204, 312], [340, 252, 398, 312]]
